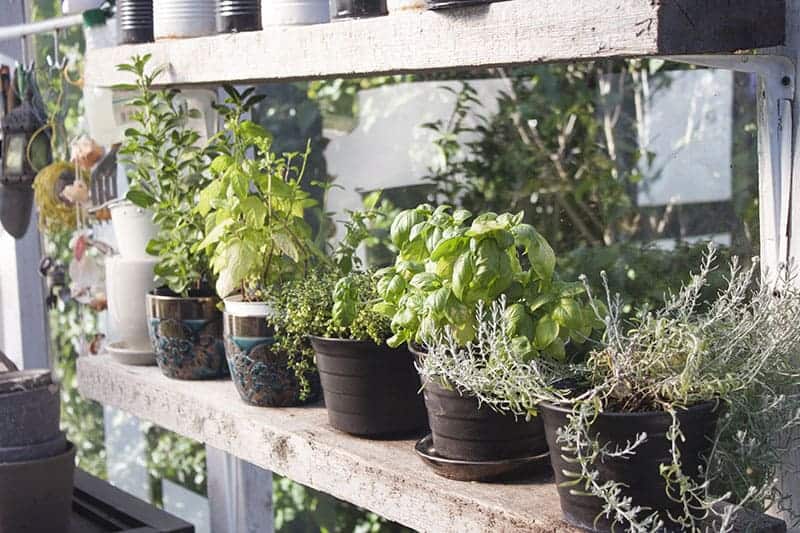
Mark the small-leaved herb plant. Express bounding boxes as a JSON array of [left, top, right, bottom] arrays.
[[270, 205, 393, 387], [116, 54, 215, 295], [195, 85, 322, 300], [553, 246, 800, 531], [374, 205, 602, 358]]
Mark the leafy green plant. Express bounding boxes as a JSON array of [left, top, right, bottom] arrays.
[[116, 54, 215, 295], [374, 205, 601, 358], [552, 246, 800, 531], [196, 85, 322, 300]]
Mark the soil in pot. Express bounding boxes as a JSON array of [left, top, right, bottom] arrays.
[[147, 288, 228, 380], [540, 401, 720, 532], [0, 443, 76, 533], [224, 312, 320, 407], [422, 377, 548, 461], [332, 0, 387, 19], [310, 336, 428, 437]]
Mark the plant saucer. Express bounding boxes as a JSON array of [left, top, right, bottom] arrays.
[[414, 434, 551, 482], [107, 341, 155, 366]]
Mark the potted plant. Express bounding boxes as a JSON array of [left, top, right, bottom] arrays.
[[375, 205, 600, 462], [540, 247, 800, 531], [117, 55, 227, 379], [197, 85, 322, 407], [153, 0, 216, 40], [270, 207, 428, 436], [0, 352, 74, 533], [332, 0, 387, 20]]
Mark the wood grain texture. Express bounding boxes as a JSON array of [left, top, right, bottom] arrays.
[[77, 355, 574, 533], [85, 0, 785, 88]]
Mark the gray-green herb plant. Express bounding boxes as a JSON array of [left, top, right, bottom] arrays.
[[554, 246, 800, 531], [116, 54, 215, 295]]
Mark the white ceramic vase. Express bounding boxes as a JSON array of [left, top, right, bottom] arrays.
[[154, 0, 216, 40], [261, 0, 330, 26], [105, 255, 158, 359], [109, 200, 158, 259]]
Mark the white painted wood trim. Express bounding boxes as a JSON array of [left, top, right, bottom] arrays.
[[84, 0, 785, 88], [207, 446, 274, 533], [77, 356, 572, 533]]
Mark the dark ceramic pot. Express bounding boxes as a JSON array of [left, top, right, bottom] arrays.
[[426, 0, 505, 9], [223, 311, 320, 407], [540, 401, 720, 532], [310, 336, 428, 437], [332, 0, 387, 19], [218, 0, 262, 33], [0, 443, 75, 533], [0, 384, 60, 448], [422, 377, 548, 461], [146, 291, 228, 380], [118, 0, 154, 44], [0, 431, 67, 463]]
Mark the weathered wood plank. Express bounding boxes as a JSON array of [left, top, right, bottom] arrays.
[[85, 0, 785, 88], [77, 355, 574, 533]]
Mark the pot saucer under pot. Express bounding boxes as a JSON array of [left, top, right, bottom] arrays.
[[414, 434, 550, 482]]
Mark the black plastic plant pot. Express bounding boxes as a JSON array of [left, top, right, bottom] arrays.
[[332, 0, 388, 20], [218, 0, 262, 33], [117, 0, 154, 44], [310, 336, 428, 437], [426, 0, 505, 10], [422, 377, 548, 461], [223, 312, 321, 407], [146, 290, 229, 380], [540, 401, 720, 532], [0, 385, 60, 449], [0, 443, 75, 533]]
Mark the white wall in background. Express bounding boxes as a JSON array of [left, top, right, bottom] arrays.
[[638, 69, 734, 207]]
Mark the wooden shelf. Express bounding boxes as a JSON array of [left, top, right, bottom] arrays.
[[85, 0, 785, 88], [77, 355, 574, 533]]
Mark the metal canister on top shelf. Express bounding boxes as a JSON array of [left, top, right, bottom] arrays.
[[118, 0, 154, 44], [331, 0, 387, 20], [219, 0, 262, 33]]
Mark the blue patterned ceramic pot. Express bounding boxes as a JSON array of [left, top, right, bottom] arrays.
[[146, 291, 228, 380], [223, 301, 320, 407]]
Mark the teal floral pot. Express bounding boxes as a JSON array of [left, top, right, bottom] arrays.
[[146, 291, 228, 380], [223, 305, 320, 407]]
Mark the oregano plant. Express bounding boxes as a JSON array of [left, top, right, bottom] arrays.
[[116, 54, 215, 295]]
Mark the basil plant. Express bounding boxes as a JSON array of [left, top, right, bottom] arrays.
[[374, 205, 601, 360]]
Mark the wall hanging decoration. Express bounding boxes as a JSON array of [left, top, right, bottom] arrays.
[[0, 68, 52, 239]]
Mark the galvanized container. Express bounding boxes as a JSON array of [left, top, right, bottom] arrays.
[[117, 0, 154, 44], [153, 0, 216, 40], [218, 0, 262, 32], [261, 0, 330, 25]]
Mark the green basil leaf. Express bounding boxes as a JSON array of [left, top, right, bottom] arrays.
[[452, 251, 475, 301], [410, 272, 441, 291], [534, 315, 559, 349], [126, 189, 155, 208]]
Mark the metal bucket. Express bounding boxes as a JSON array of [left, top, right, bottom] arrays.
[[118, 0, 154, 44], [154, 0, 216, 40], [218, 0, 262, 32], [262, 0, 330, 25]]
